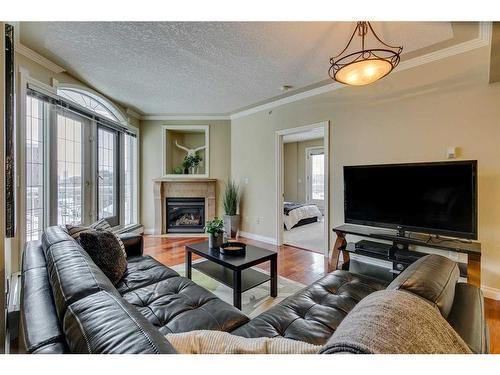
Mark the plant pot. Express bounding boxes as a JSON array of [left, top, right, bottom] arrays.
[[223, 214, 240, 239], [208, 232, 224, 249]]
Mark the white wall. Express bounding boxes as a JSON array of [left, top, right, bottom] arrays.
[[231, 46, 500, 291]]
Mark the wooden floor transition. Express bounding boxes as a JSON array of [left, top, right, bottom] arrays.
[[144, 235, 500, 354]]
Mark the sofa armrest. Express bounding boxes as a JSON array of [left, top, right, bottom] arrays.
[[119, 233, 144, 257], [447, 282, 489, 354]]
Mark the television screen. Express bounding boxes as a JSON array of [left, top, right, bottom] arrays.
[[343, 161, 477, 239]]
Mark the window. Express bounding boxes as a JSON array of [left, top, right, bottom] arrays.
[[123, 134, 138, 225], [58, 88, 119, 122], [97, 126, 119, 226], [24, 87, 139, 242], [56, 112, 85, 226], [25, 96, 46, 241], [311, 153, 325, 200], [306, 147, 325, 209]]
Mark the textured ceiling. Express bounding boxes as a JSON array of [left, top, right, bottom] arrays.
[[20, 22, 457, 115]]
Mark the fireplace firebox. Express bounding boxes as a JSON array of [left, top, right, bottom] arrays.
[[166, 197, 205, 233]]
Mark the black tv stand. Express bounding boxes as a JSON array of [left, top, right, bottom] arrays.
[[330, 224, 482, 287]]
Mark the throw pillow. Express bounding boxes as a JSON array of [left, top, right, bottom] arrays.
[[165, 330, 321, 354], [79, 230, 127, 285], [66, 218, 111, 240]]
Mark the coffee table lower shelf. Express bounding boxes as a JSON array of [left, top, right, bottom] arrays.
[[192, 260, 271, 292]]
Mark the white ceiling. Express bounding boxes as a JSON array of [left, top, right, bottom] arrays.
[[20, 22, 455, 115]]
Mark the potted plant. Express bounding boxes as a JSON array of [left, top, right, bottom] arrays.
[[223, 180, 240, 238], [191, 152, 202, 174], [183, 152, 203, 174], [182, 156, 192, 174], [205, 217, 225, 248]]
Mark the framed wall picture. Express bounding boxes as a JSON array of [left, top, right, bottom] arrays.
[[5, 24, 15, 238]]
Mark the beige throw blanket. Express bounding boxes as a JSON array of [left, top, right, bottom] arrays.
[[166, 330, 321, 354], [320, 290, 472, 354]]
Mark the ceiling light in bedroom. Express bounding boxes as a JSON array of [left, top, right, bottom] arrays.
[[328, 22, 403, 86]]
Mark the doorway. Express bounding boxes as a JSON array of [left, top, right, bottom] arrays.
[[275, 122, 329, 259]]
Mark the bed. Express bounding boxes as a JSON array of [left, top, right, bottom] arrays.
[[283, 202, 322, 230]]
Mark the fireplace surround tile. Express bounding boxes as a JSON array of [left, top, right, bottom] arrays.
[[153, 179, 217, 235]]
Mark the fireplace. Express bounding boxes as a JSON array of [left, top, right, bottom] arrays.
[[166, 197, 205, 233]]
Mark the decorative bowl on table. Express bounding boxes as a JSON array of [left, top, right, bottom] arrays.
[[220, 242, 246, 255]]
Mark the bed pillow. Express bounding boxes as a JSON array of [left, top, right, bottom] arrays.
[[78, 230, 127, 285], [165, 330, 321, 354]]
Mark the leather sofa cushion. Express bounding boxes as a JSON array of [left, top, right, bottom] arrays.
[[387, 254, 459, 318], [22, 240, 46, 271], [21, 242, 68, 354], [232, 270, 388, 345], [42, 227, 120, 319], [63, 290, 176, 354], [119, 233, 144, 257], [123, 275, 249, 335], [447, 283, 488, 353], [116, 255, 180, 294]]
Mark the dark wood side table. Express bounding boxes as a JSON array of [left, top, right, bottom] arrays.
[[185, 241, 278, 310], [329, 224, 482, 287]]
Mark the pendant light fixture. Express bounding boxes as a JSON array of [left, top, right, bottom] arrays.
[[328, 22, 403, 86]]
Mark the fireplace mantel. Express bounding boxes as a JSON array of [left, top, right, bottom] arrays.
[[153, 178, 217, 235]]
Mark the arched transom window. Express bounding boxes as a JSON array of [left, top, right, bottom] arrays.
[[57, 87, 122, 122]]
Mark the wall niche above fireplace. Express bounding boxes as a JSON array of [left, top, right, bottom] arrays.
[[162, 125, 209, 179]]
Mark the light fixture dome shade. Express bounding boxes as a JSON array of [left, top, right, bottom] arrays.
[[334, 58, 393, 86], [328, 22, 403, 86]]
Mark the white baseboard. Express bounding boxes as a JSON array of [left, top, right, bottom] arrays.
[[239, 231, 277, 245], [143, 228, 154, 235], [482, 285, 500, 301]]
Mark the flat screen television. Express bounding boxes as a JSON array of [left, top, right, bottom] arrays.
[[343, 160, 477, 239]]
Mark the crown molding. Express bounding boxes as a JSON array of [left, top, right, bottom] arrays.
[[141, 114, 230, 121], [15, 42, 66, 74], [125, 108, 142, 120], [229, 22, 493, 120]]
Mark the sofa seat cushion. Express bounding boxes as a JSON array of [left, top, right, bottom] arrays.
[[116, 255, 180, 294], [232, 270, 388, 345], [122, 276, 249, 335]]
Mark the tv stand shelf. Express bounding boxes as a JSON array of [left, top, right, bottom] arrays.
[[329, 224, 481, 287]]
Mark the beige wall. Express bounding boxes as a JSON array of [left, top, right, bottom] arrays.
[[231, 46, 500, 291], [284, 138, 323, 203], [140, 120, 231, 231]]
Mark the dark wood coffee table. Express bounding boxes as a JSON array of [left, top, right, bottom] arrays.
[[185, 241, 278, 310]]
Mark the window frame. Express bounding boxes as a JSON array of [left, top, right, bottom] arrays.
[[20, 78, 140, 244], [96, 124, 120, 227]]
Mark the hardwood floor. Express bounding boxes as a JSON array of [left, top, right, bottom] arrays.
[[144, 235, 500, 354]]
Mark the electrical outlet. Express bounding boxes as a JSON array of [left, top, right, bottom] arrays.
[[256, 217, 262, 225]]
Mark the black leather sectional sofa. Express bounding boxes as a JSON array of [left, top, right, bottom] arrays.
[[21, 226, 488, 354]]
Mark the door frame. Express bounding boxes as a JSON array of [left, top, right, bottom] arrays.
[[275, 121, 330, 259]]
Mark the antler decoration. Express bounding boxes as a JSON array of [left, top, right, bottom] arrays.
[[175, 140, 206, 157]]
